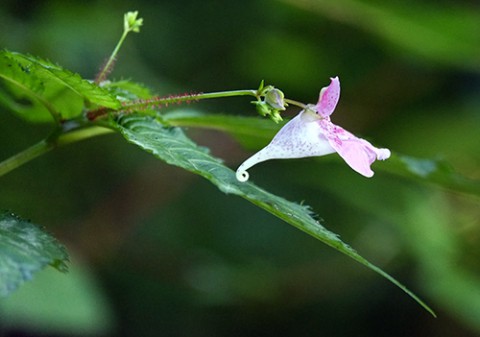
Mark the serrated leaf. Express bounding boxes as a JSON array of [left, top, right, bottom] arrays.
[[0, 52, 55, 121], [9, 52, 122, 109], [0, 212, 69, 297], [110, 113, 435, 316], [0, 50, 121, 122]]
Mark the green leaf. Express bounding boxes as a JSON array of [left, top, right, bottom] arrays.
[[0, 52, 55, 122], [9, 51, 122, 109], [0, 212, 69, 297], [0, 50, 121, 122], [110, 113, 435, 316]]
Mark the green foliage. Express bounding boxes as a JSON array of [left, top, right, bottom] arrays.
[[109, 113, 435, 316], [0, 50, 120, 122], [1, 48, 476, 315], [2, 2, 479, 328], [0, 212, 69, 297], [0, 2, 478, 335]]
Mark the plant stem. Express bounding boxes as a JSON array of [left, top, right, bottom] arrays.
[[284, 98, 307, 109], [0, 139, 53, 177], [56, 125, 113, 146], [88, 89, 260, 120], [195, 89, 259, 100], [127, 89, 259, 108], [119, 90, 311, 113], [0, 126, 113, 177], [95, 30, 129, 83]]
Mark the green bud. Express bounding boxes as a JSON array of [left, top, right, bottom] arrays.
[[124, 11, 143, 33], [257, 80, 265, 92], [270, 111, 283, 123], [251, 84, 286, 123], [252, 101, 270, 117]]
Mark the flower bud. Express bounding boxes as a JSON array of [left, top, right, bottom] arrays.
[[265, 88, 286, 111], [252, 101, 270, 117], [124, 11, 143, 33], [251, 87, 286, 123], [270, 111, 283, 124]]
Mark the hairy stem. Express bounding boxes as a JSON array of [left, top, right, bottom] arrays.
[[126, 89, 259, 108], [87, 89, 260, 120], [95, 30, 129, 83], [195, 89, 259, 100]]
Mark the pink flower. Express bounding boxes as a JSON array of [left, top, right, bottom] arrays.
[[236, 77, 390, 181]]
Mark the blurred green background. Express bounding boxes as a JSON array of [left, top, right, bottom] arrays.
[[1, 0, 479, 336]]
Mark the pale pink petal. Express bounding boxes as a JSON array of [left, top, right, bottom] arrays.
[[316, 77, 340, 118], [330, 138, 376, 177], [319, 120, 390, 178]]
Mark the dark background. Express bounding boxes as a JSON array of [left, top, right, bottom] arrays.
[[0, 0, 479, 336]]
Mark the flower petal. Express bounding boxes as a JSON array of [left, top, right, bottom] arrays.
[[316, 76, 340, 118], [320, 120, 391, 177], [236, 109, 335, 181], [236, 76, 391, 181]]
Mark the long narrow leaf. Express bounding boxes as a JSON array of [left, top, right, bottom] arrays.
[[110, 113, 435, 316]]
